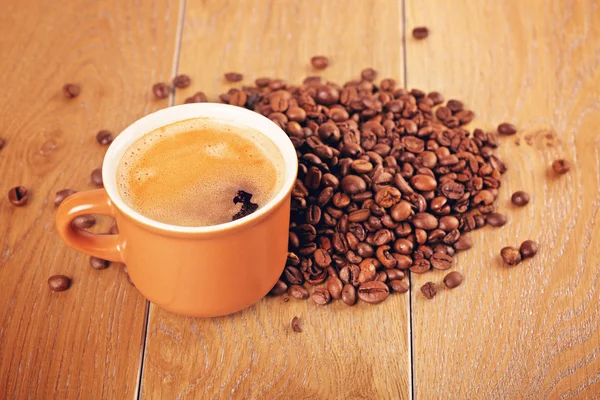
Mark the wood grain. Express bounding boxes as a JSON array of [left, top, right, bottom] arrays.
[[0, 0, 181, 398], [141, 1, 410, 399], [406, 0, 600, 398]]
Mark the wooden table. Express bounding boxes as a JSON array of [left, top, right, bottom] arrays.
[[1, 0, 599, 398]]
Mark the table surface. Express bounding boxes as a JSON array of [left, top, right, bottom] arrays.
[[1, 0, 600, 399]]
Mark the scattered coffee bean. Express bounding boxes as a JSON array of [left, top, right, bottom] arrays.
[[552, 159, 570, 175], [72, 215, 96, 229], [224, 72, 243, 82], [443, 271, 463, 289], [389, 279, 409, 293], [62, 83, 81, 99], [172, 74, 191, 88], [311, 56, 329, 70], [54, 189, 76, 207], [357, 281, 389, 304], [290, 316, 303, 333], [8, 186, 29, 206], [90, 256, 110, 270], [48, 275, 71, 292], [288, 284, 309, 300], [453, 236, 473, 251], [96, 130, 113, 145], [519, 240, 538, 259], [501, 246, 521, 266], [511, 191, 530, 207], [91, 168, 103, 187], [152, 82, 170, 99], [420, 282, 437, 299], [312, 287, 331, 305], [361, 68, 377, 82], [497, 122, 517, 135], [326, 276, 344, 299], [184, 91, 208, 103], [341, 284, 357, 306], [412, 26, 429, 40], [269, 280, 288, 296], [486, 213, 507, 227]]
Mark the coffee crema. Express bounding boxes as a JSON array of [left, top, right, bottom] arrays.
[[117, 118, 284, 227]]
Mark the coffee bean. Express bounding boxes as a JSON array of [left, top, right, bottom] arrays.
[[412, 213, 438, 230], [91, 168, 103, 187], [519, 240, 538, 259], [54, 189, 76, 207], [453, 235, 473, 251], [412, 26, 429, 40], [269, 280, 288, 296], [288, 284, 309, 300], [357, 281, 389, 304], [96, 130, 113, 145], [90, 256, 110, 270], [152, 82, 170, 99], [62, 83, 81, 98], [48, 275, 71, 292], [552, 159, 570, 174], [443, 271, 463, 289], [327, 276, 344, 299], [284, 266, 304, 285], [342, 284, 357, 306], [511, 191, 530, 207], [184, 91, 208, 103], [430, 252, 453, 270], [410, 259, 431, 274], [486, 212, 507, 227], [497, 122, 517, 135], [361, 68, 378, 82], [8, 186, 29, 206], [311, 56, 329, 70], [172, 74, 191, 88], [389, 279, 409, 293], [312, 288, 331, 305], [224, 72, 243, 82], [341, 175, 367, 194], [314, 248, 332, 268], [290, 316, 303, 332], [390, 201, 413, 222], [386, 269, 405, 281], [411, 174, 437, 191], [420, 282, 437, 299], [72, 215, 96, 229], [500, 246, 521, 266]]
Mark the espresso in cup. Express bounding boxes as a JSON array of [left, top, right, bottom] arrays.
[[116, 118, 285, 227]]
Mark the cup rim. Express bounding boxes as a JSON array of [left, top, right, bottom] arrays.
[[103, 103, 298, 234]]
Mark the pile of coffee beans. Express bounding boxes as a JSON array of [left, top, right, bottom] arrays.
[[209, 67, 517, 305]]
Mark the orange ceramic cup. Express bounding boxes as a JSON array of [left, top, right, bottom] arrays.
[[56, 104, 298, 317]]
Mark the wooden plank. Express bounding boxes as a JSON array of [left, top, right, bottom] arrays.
[[406, 0, 600, 398], [0, 0, 181, 398], [141, 1, 410, 398]]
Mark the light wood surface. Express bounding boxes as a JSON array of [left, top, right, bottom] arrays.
[[406, 0, 600, 398], [141, 1, 411, 399], [2, 0, 600, 399], [0, 0, 180, 398]]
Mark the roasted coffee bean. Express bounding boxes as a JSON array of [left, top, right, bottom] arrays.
[[72, 215, 96, 229], [410, 259, 431, 274], [8, 186, 29, 206], [284, 266, 304, 285], [327, 276, 344, 299], [393, 254, 412, 270], [314, 248, 332, 268], [374, 186, 401, 208], [224, 72, 244, 82], [501, 246, 521, 266], [419, 282, 436, 299], [497, 122, 517, 135], [352, 159, 373, 173], [443, 271, 463, 289], [438, 216, 459, 232], [411, 174, 437, 191], [390, 201, 413, 222], [91, 168, 103, 187], [342, 284, 357, 306], [386, 269, 405, 281], [412, 213, 438, 230], [361, 68, 378, 82], [290, 316, 303, 332], [376, 245, 396, 268], [389, 279, 409, 293], [430, 252, 453, 270], [172, 74, 191, 88], [341, 175, 367, 194], [393, 238, 414, 255], [96, 130, 113, 145], [90, 256, 110, 270], [48, 275, 71, 292], [552, 159, 570, 175], [358, 258, 378, 283], [520, 240, 538, 259], [348, 209, 370, 223], [152, 82, 170, 99], [486, 212, 507, 227], [511, 191, 530, 206], [373, 229, 393, 246], [288, 285, 309, 300], [412, 26, 429, 40], [63, 83, 81, 98], [357, 281, 389, 304], [312, 288, 331, 305], [311, 55, 329, 69], [269, 280, 288, 295], [184, 91, 208, 103]]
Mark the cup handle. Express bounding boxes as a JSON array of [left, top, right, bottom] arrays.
[[56, 189, 123, 262]]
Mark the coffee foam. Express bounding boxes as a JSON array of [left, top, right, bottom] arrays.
[[117, 118, 285, 227]]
